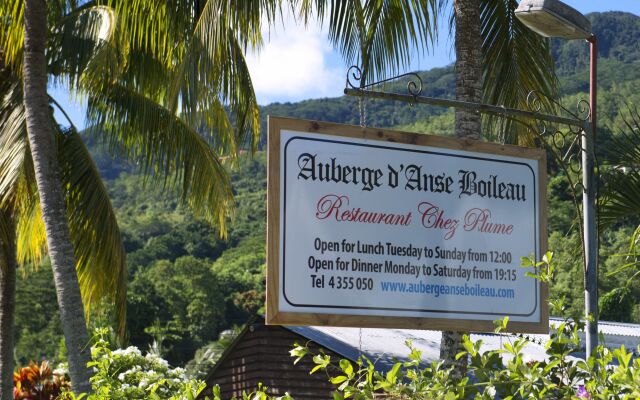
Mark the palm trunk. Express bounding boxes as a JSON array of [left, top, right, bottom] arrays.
[[23, 0, 92, 394], [439, 0, 483, 378], [0, 52, 15, 400], [453, 0, 482, 140], [0, 211, 16, 400]]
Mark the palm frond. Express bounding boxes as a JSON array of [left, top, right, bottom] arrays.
[[170, 0, 269, 154], [608, 106, 640, 167], [15, 181, 47, 269], [0, 210, 15, 274], [0, 0, 25, 73], [0, 70, 128, 335], [85, 82, 234, 234], [600, 106, 640, 226], [49, 5, 116, 88], [479, 0, 558, 144], [0, 81, 28, 208], [600, 171, 640, 226], [57, 126, 127, 339], [299, 0, 441, 86], [109, 0, 191, 69], [0, 75, 45, 267], [0, 1, 115, 80], [99, 0, 267, 156]]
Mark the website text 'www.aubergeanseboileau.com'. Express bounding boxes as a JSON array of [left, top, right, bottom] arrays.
[[380, 281, 515, 298]]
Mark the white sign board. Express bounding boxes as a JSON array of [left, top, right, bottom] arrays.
[[267, 117, 548, 333]]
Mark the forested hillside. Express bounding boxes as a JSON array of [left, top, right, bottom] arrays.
[[14, 11, 640, 371]]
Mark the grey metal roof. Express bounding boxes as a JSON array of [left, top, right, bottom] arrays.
[[286, 318, 640, 372]]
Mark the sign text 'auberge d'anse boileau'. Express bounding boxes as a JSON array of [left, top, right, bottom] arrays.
[[267, 117, 547, 333]]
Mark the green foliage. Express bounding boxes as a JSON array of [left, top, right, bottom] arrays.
[[546, 174, 576, 234], [14, 264, 64, 366], [395, 113, 454, 136], [277, 256, 639, 400], [185, 328, 241, 380], [287, 320, 640, 399], [298, 0, 439, 86], [600, 287, 634, 322], [60, 329, 205, 400], [117, 154, 267, 364], [137, 257, 227, 364], [552, 12, 640, 76]]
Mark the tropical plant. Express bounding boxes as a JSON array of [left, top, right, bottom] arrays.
[[298, 0, 440, 88], [0, 2, 128, 392], [600, 287, 634, 322], [13, 361, 70, 400], [1, 0, 274, 394], [445, 0, 557, 372], [280, 254, 636, 400], [600, 106, 640, 279], [59, 329, 206, 400], [0, 0, 124, 392], [287, 316, 640, 400]]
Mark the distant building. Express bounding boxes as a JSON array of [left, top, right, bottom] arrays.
[[199, 316, 640, 399]]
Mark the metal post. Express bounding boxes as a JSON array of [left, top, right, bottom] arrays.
[[584, 35, 598, 358]]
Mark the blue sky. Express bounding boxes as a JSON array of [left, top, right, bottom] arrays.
[[50, 1, 640, 129]]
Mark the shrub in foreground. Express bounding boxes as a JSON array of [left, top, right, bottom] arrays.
[[61, 329, 204, 399], [280, 254, 640, 399], [288, 316, 640, 399]]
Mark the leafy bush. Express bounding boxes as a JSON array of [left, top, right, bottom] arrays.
[[62, 329, 205, 399], [279, 254, 640, 399], [288, 318, 640, 399], [13, 361, 69, 400]]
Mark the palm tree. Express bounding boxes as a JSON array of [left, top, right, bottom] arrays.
[[21, 0, 95, 391], [2, 0, 274, 393], [0, 64, 127, 398], [1, 1, 130, 392], [440, 0, 557, 374], [439, 0, 484, 377], [0, 47, 16, 400]]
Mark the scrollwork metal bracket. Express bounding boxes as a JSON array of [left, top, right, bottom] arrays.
[[343, 66, 595, 235], [346, 65, 423, 103]]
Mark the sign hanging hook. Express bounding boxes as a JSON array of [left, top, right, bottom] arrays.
[[499, 105, 508, 145]]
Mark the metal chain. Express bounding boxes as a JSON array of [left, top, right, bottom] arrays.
[[359, 97, 367, 127]]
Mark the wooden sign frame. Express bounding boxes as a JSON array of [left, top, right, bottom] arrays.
[[266, 116, 548, 334]]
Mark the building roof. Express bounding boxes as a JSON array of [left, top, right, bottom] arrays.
[[285, 318, 640, 372]]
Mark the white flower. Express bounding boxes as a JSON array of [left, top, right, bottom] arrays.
[[53, 363, 68, 376], [113, 346, 142, 357], [145, 353, 169, 368]]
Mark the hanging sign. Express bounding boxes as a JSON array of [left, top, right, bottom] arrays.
[[266, 117, 548, 333]]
